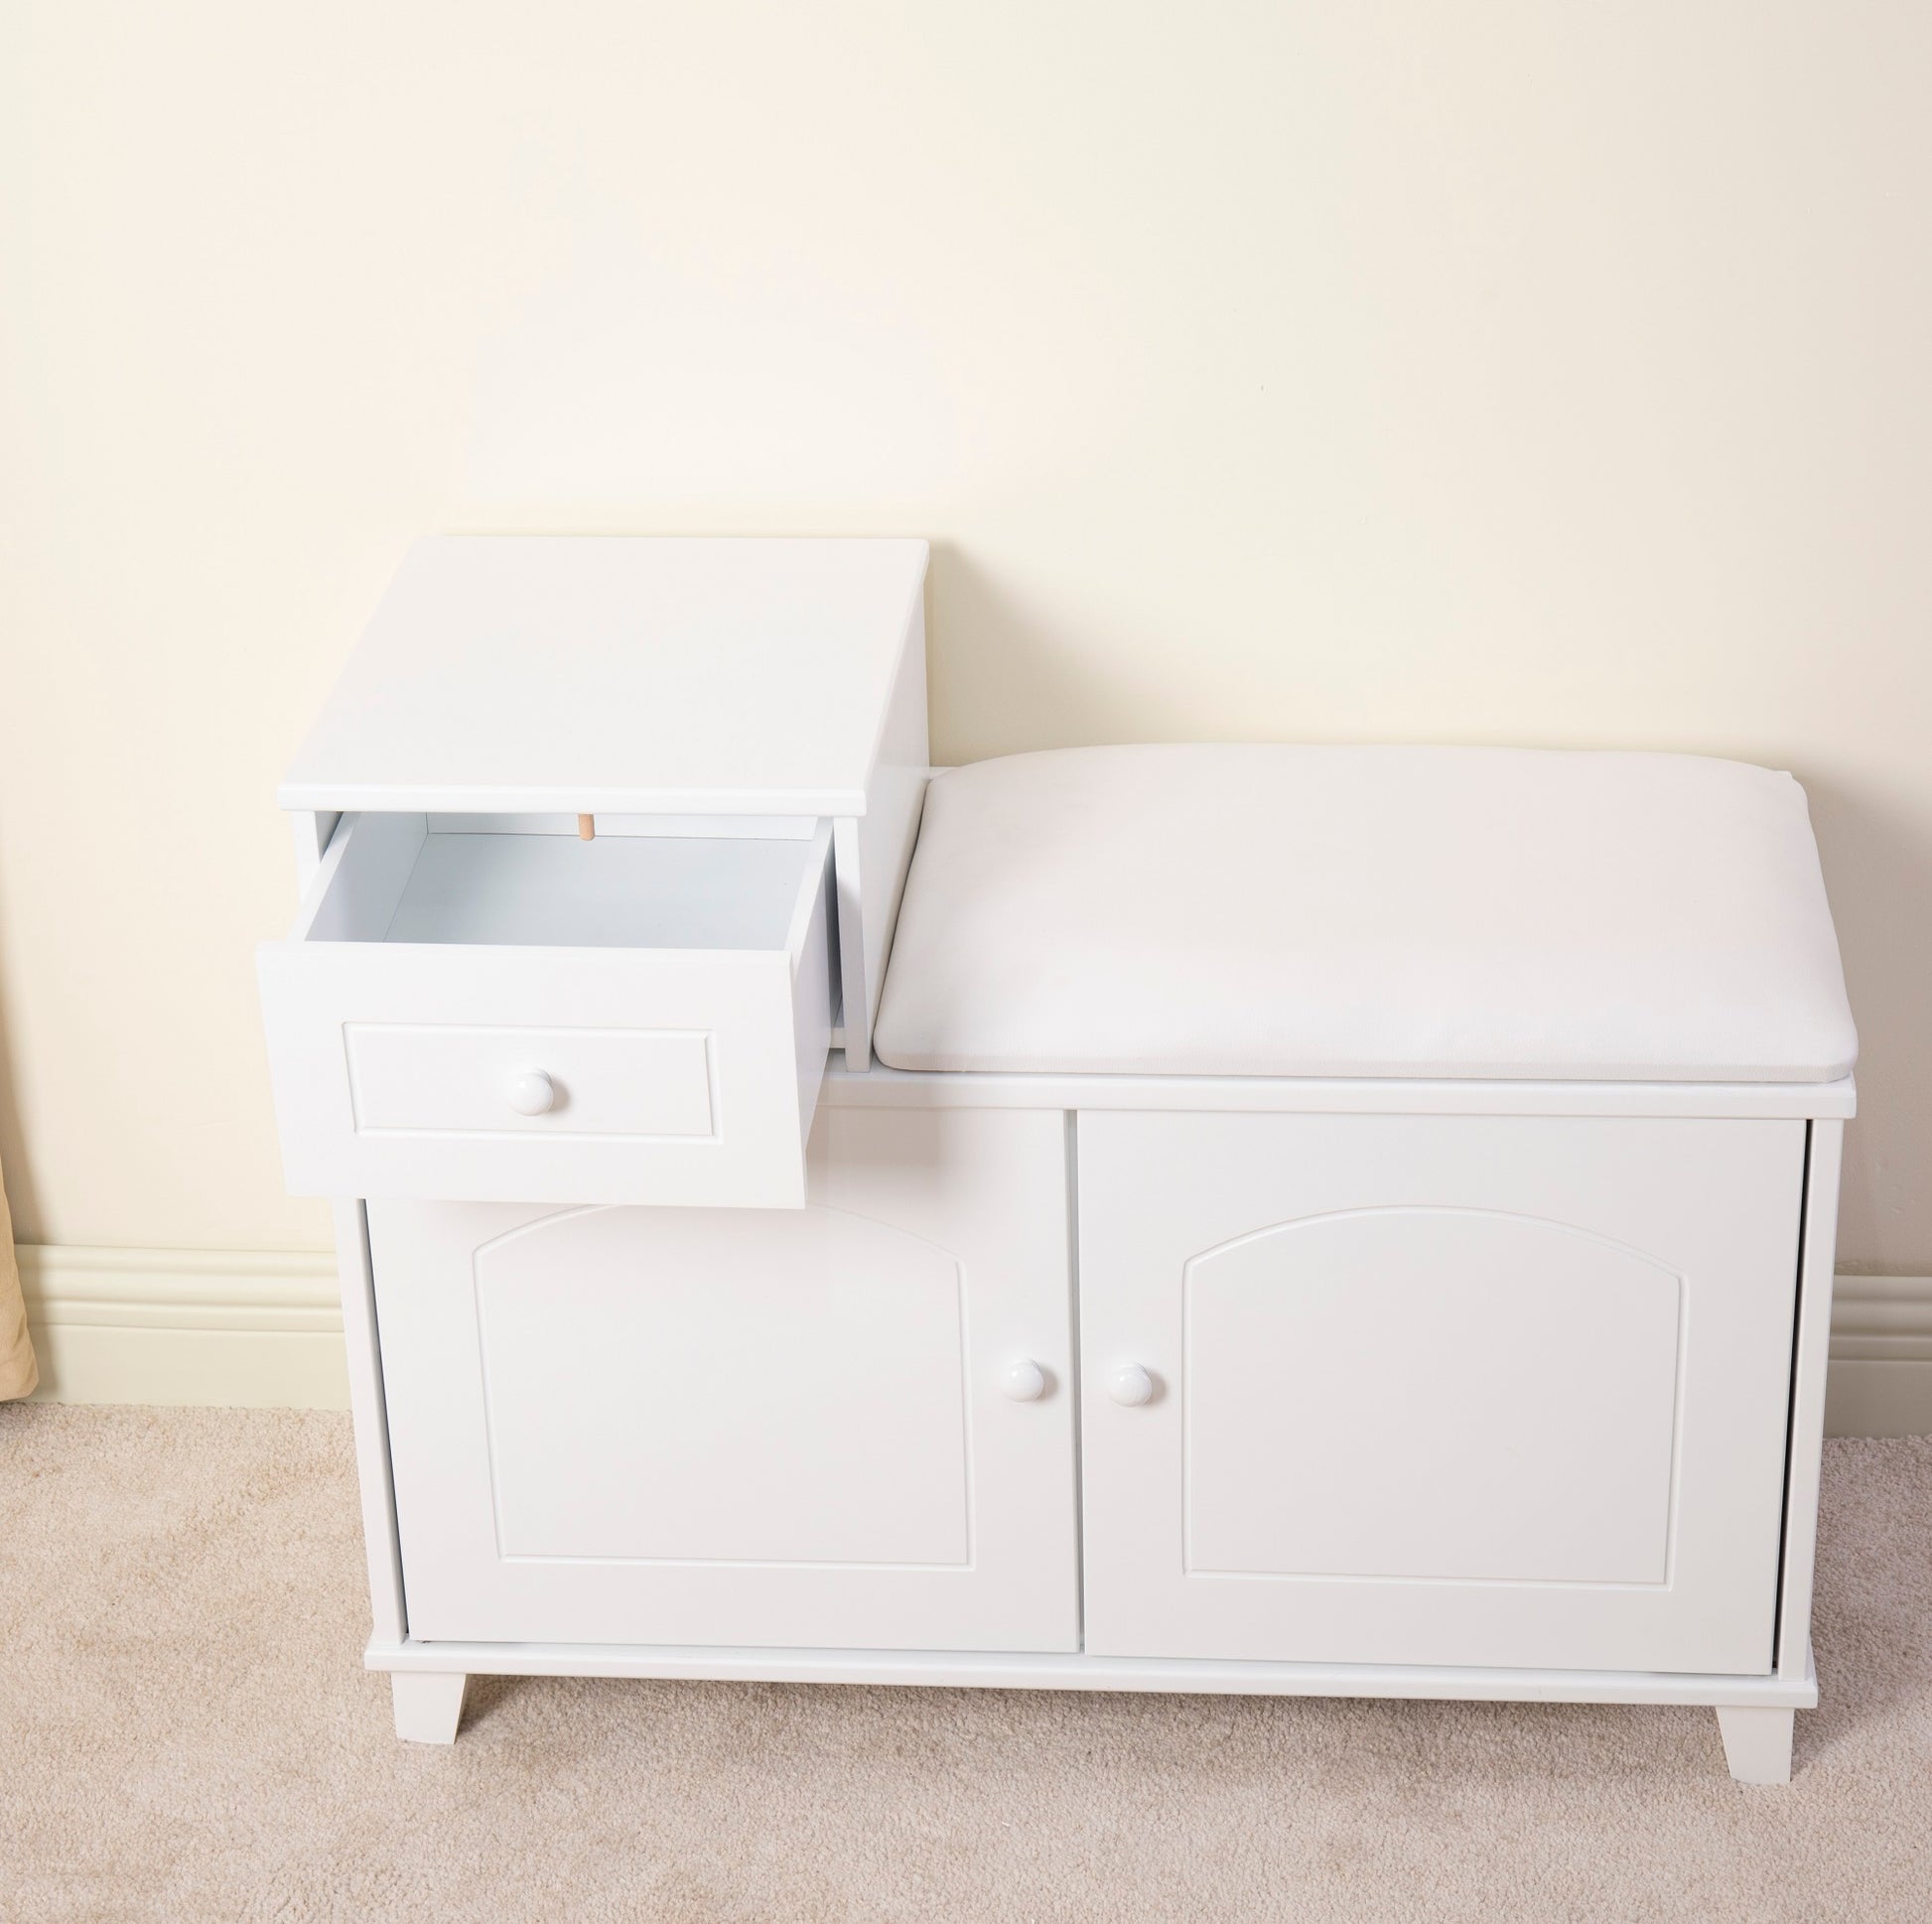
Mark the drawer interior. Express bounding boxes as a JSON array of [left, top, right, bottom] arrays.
[[300, 813, 828, 955]]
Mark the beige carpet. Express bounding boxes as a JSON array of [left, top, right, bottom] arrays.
[[4, 1408, 1929, 1924]]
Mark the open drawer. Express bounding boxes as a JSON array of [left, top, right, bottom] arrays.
[[258, 814, 835, 1207]]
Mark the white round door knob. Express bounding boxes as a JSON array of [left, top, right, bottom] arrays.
[[1108, 1364, 1156, 1407], [506, 1070, 557, 1117], [1000, 1359, 1047, 1403]]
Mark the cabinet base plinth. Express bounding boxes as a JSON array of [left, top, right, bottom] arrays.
[[368, 1638, 1814, 1717]]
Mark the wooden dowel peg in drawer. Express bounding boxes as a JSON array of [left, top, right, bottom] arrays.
[[578, 814, 595, 841]]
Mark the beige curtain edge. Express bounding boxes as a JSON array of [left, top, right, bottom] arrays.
[[0, 1168, 38, 1401]]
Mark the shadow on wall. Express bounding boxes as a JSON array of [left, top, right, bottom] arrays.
[[1803, 773, 1931, 1276], [925, 541, 1195, 764]]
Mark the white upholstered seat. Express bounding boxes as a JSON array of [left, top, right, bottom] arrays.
[[871, 745, 1857, 1083]]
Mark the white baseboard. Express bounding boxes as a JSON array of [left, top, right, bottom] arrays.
[[1822, 1276, 1932, 1438], [20, 1245, 347, 1410], [13, 1245, 1931, 1435]]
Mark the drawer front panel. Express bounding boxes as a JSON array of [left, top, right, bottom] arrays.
[[345, 1024, 717, 1141], [1077, 1110, 1807, 1677], [260, 916, 828, 1209]]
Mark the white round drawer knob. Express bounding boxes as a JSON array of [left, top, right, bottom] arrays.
[[1000, 1359, 1047, 1403], [1108, 1364, 1156, 1407], [506, 1070, 556, 1117]]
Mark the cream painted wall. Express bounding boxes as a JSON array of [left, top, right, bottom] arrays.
[[1, 2, 1927, 1264]]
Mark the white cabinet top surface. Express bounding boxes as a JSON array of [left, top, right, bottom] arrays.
[[279, 537, 928, 816]]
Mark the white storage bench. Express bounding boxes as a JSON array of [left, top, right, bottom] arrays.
[[260, 538, 1856, 1785]]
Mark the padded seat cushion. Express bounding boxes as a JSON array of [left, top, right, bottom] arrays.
[[871, 746, 1857, 1083]]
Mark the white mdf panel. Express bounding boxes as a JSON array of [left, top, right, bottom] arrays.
[[1775, 1119, 1844, 1678], [820, 1062, 1856, 1122], [331, 1201, 404, 1645], [373, 1105, 1077, 1652], [833, 593, 930, 1067], [278, 536, 929, 818], [480, 1209, 970, 1566], [424, 813, 818, 840], [370, 1636, 1818, 1711], [289, 811, 340, 893], [1182, 1209, 1682, 1585], [345, 1026, 716, 1139], [1078, 1111, 1806, 1676], [381, 829, 819, 949], [259, 815, 833, 1207]]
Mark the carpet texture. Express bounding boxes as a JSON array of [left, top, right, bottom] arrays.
[[3, 1406, 1928, 1923]]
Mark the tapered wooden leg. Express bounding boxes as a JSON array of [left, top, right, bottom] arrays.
[[392, 1671, 468, 1744], [1716, 1706, 1794, 1785]]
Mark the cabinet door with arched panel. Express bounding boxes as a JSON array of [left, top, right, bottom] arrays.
[[373, 1106, 1076, 1652], [1076, 1111, 1806, 1676]]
